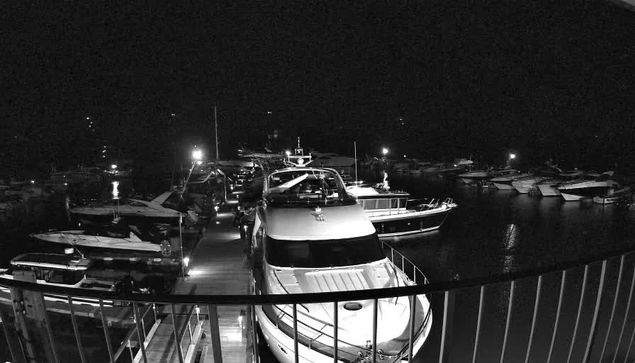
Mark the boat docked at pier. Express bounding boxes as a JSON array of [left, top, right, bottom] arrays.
[[489, 170, 530, 190], [456, 170, 490, 185], [250, 146, 432, 363], [593, 186, 632, 205], [347, 179, 457, 237], [557, 172, 619, 201], [511, 175, 550, 194], [0, 253, 137, 307], [30, 218, 193, 271]]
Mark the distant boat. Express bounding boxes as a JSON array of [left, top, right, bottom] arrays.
[[70, 190, 185, 223], [558, 175, 620, 201], [457, 170, 490, 185], [593, 186, 632, 205], [347, 184, 457, 237], [310, 151, 357, 168], [489, 170, 530, 190], [512, 176, 550, 194]]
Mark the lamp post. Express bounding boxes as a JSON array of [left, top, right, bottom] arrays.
[[179, 147, 203, 278]]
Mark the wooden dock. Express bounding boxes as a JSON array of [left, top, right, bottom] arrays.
[[144, 207, 253, 363]]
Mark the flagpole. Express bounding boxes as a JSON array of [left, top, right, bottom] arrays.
[[354, 141, 358, 183], [214, 106, 219, 161]]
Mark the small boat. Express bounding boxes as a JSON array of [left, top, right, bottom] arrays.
[[489, 170, 530, 190], [347, 184, 457, 237], [457, 170, 491, 185], [558, 176, 620, 202], [593, 187, 632, 205], [511, 176, 550, 194]]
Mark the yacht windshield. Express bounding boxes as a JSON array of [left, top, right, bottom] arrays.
[[266, 169, 356, 207], [265, 234, 385, 268]]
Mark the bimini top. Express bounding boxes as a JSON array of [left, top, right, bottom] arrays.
[[262, 203, 376, 240], [11, 253, 92, 271]]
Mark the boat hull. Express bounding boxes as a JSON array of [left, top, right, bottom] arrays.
[[538, 185, 561, 197], [493, 183, 515, 190], [560, 192, 586, 201], [371, 208, 453, 237]]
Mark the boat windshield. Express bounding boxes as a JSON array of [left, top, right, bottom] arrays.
[[266, 169, 356, 207], [265, 234, 385, 268]]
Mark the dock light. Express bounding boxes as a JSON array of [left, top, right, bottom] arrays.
[[30, 180, 35, 184], [192, 149, 203, 161], [183, 257, 190, 267], [285, 150, 291, 156], [112, 181, 120, 199], [509, 153, 516, 160], [111, 164, 117, 170], [196, 160, 203, 165], [382, 147, 389, 156]]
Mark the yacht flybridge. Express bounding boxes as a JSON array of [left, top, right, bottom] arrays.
[[249, 144, 432, 362]]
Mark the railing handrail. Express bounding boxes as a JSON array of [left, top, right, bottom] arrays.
[[1, 246, 633, 305]]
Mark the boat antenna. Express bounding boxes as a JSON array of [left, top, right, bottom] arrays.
[[354, 141, 358, 183]]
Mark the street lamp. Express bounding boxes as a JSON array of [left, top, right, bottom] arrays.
[[509, 153, 516, 160], [382, 147, 389, 156]]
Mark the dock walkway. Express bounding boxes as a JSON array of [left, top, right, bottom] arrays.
[[141, 206, 252, 363]]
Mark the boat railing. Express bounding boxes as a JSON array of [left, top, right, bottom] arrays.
[[3, 247, 635, 362], [383, 241, 429, 285]]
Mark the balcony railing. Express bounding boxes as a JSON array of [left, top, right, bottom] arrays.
[[1, 247, 635, 363]]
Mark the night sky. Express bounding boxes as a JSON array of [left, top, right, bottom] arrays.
[[3, 1, 635, 177]]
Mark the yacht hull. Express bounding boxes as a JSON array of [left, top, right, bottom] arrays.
[[371, 208, 453, 237], [538, 185, 561, 197], [493, 183, 515, 190], [560, 192, 586, 201]]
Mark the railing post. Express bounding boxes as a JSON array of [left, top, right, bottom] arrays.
[[333, 301, 339, 363], [547, 270, 568, 363], [583, 260, 607, 363], [471, 286, 486, 363], [99, 299, 115, 363], [171, 304, 185, 363], [133, 302, 148, 363], [524, 275, 542, 363], [293, 303, 299, 363], [407, 295, 418, 362], [373, 298, 378, 363], [499, 280, 516, 363], [68, 296, 87, 363], [599, 255, 624, 363], [566, 264, 589, 363], [438, 290, 455, 363], [612, 267, 635, 363], [208, 304, 223, 363]]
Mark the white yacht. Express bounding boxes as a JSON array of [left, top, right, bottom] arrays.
[[558, 173, 619, 201], [250, 151, 432, 363], [70, 191, 185, 223], [511, 175, 550, 194], [0, 253, 129, 307], [457, 170, 491, 185], [489, 170, 530, 190]]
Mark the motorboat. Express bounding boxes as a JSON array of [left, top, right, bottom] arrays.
[[489, 170, 530, 190], [593, 186, 632, 205], [0, 253, 135, 307], [70, 190, 185, 224], [511, 175, 550, 194], [30, 218, 190, 270], [456, 170, 491, 185], [536, 178, 563, 197], [250, 147, 432, 363], [347, 183, 457, 237], [558, 174, 620, 201], [310, 151, 357, 168]]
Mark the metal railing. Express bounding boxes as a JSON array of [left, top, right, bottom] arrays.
[[2, 247, 635, 363]]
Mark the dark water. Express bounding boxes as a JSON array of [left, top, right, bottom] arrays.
[[3, 171, 635, 362]]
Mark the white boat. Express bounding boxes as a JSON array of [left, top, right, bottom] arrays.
[[310, 151, 357, 168], [593, 187, 632, 205], [0, 253, 129, 307], [70, 191, 185, 222], [511, 176, 549, 194], [251, 149, 432, 363], [536, 178, 563, 197], [457, 170, 491, 184], [558, 178, 620, 202], [347, 183, 457, 237], [489, 170, 530, 190]]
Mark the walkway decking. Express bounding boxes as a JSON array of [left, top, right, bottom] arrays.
[[166, 207, 252, 363]]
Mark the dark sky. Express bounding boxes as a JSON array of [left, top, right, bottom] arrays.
[[3, 1, 635, 175]]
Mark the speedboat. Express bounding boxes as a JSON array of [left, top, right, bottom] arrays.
[[457, 170, 491, 185], [593, 186, 632, 205], [347, 183, 457, 237], [489, 170, 530, 190], [511, 176, 550, 194], [558, 173, 619, 201], [251, 149, 432, 363], [70, 190, 185, 223], [30, 219, 188, 270]]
